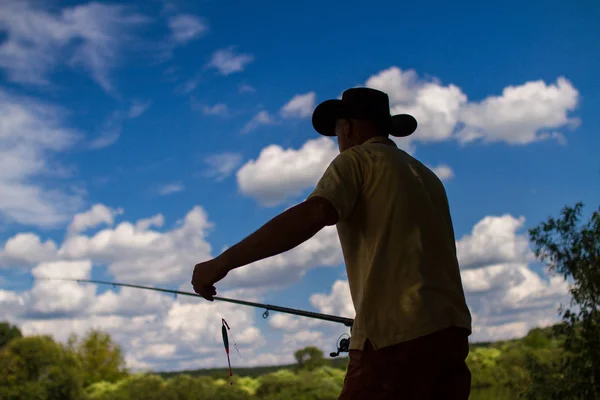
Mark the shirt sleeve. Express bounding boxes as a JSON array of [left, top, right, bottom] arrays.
[[306, 149, 364, 221]]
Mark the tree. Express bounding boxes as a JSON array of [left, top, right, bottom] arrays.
[[293, 346, 326, 371], [0, 321, 22, 348], [109, 373, 172, 400], [164, 374, 217, 400], [0, 335, 85, 400], [529, 202, 600, 399], [67, 328, 128, 387]]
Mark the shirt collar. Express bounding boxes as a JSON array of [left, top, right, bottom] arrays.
[[364, 136, 397, 147]]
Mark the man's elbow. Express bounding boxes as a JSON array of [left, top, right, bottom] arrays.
[[304, 197, 339, 227]]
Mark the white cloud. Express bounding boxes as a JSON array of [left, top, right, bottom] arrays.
[[26, 260, 95, 317], [241, 111, 275, 134], [310, 280, 355, 319], [236, 137, 338, 206], [0, 233, 58, 267], [0, 278, 266, 371], [135, 214, 164, 231], [207, 46, 254, 76], [429, 164, 454, 181], [57, 205, 213, 284], [280, 92, 316, 118], [203, 153, 243, 181], [158, 183, 184, 195], [457, 77, 579, 145], [0, 0, 148, 93], [0, 203, 350, 371], [364, 66, 579, 147], [456, 215, 533, 270], [236, 68, 579, 208], [167, 14, 207, 43], [366, 67, 467, 143], [68, 204, 123, 235], [0, 88, 85, 228]]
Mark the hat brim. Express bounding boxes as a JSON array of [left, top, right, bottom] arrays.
[[312, 100, 417, 138]]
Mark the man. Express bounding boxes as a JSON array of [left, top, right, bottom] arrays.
[[192, 87, 472, 399]]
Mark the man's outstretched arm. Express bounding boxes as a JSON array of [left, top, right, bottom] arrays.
[[219, 196, 338, 273]]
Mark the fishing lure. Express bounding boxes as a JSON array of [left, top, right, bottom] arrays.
[[221, 318, 233, 385]]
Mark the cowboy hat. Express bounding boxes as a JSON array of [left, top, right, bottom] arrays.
[[312, 87, 417, 137]]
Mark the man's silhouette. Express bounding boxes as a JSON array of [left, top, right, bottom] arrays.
[[192, 87, 472, 399]]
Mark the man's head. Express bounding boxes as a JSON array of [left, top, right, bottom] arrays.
[[333, 118, 387, 152], [312, 87, 417, 152]]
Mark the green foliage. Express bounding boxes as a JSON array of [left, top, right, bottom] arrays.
[[0, 321, 23, 348], [529, 202, 600, 399], [67, 328, 128, 387], [293, 346, 327, 371], [0, 334, 85, 400], [163, 374, 218, 399]]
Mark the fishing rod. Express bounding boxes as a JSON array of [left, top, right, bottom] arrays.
[[37, 277, 353, 358]]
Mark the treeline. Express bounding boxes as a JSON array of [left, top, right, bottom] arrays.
[[0, 202, 597, 399], [0, 320, 588, 400], [0, 323, 346, 400]]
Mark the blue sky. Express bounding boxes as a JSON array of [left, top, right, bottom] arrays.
[[0, 0, 599, 371]]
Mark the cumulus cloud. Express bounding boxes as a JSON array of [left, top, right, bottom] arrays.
[[0, 233, 58, 267], [68, 204, 123, 235], [0, 88, 85, 228], [26, 260, 95, 318], [365, 67, 467, 145], [57, 205, 213, 284], [0, 277, 266, 371], [236, 68, 579, 208], [207, 46, 254, 76], [364, 66, 579, 147], [457, 78, 579, 145], [310, 280, 355, 319], [0, 0, 148, 93], [280, 92, 316, 118], [2, 201, 342, 295], [236, 137, 338, 206], [456, 215, 533, 269]]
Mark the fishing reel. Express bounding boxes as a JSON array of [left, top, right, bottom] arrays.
[[330, 333, 350, 358]]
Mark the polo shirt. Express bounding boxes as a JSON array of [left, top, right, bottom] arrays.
[[307, 136, 472, 350]]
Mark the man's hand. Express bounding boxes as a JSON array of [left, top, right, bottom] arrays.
[[191, 259, 229, 301]]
